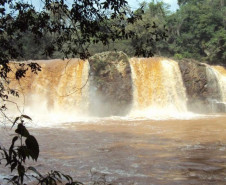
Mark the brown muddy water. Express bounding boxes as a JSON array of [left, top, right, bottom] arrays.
[[1, 116, 226, 184]]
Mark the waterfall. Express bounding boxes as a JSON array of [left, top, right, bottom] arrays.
[[129, 57, 188, 118], [8, 59, 90, 123], [211, 66, 226, 102], [6, 54, 226, 123]]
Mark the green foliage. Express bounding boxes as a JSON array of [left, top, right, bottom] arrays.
[[204, 28, 226, 64], [0, 0, 149, 60], [174, 53, 183, 60], [0, 0, 169, 59], [126, 1, 169, 57], [166, 0, 226, 63], [1, 0, 225, 63]]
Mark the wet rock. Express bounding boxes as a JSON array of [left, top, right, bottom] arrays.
[[89, 51, 133, 116], [178, 59, 222, 113]]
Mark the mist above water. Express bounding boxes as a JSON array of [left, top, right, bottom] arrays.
[[5, 57, 226, 126]]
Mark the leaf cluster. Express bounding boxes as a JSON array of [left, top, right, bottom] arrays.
[[0, 115, 38, 184], [0, 115, 83, 185], [1, 0, 169, 60]]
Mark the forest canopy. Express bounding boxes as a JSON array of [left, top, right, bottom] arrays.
[[106, 0, 226, 64], [1, 0, 226, 63], [1, 0, 225, 64]]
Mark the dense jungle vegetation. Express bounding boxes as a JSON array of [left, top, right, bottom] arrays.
[[7, 0, 226, 65]]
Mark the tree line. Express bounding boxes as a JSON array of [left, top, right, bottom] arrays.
[[110, 0, 226, 64], [4, 0, 225, 65]]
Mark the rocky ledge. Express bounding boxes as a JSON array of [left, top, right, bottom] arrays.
[[89, 51, 133, 116], [178, 59, 223, 113]]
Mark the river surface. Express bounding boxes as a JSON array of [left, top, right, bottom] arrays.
[[1, 116, 226, 184]]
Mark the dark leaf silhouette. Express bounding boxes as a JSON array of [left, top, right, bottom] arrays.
[[21, 114, 32, 121], [28, 166, 43, 177], [12, 117, 20, 128], [17, 164, 25, 183], [11, 162, 17, 172], [15, 123, 30, 137], [25, 135, 39, 161]]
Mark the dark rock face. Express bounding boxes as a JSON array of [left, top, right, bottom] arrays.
[[178, 59, 222, 113], [89, 51, 133, 116]]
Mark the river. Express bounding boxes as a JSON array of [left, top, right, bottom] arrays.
[[1, 116, 226, 184]]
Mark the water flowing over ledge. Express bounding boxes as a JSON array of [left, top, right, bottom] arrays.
[[129, 57, 188, 119], [5, 52, 226, 126]]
